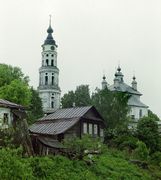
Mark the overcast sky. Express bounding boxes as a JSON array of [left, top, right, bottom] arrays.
[[0, 0, 161, 117]]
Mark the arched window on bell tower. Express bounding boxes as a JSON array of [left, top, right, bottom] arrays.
[[46, 59, 49, 66], [51, 59, 54, 66], [52, 73, 54, 85], [51, 94, 54, 108], [45, 73, 48, 85]]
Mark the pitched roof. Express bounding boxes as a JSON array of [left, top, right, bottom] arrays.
[[39, 106, 92, 121], [0, 99, 24, 109], [29, 118, 79, 135], [29, 106, 105, 135], [38, 137, 65, 149], [108, 82, 142, 95], [128, 96, 148, 108]]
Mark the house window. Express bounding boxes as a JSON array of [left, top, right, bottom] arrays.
[[131, 115, 135, 119], [83, 123, 87, 134], [139, 109, 142, 118], [3, 113, 9, 124], [100, 128, 104, 137], [94, 124, 98, 135], [89, 123, 93, 135]]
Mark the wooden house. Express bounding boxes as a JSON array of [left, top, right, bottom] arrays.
[[29, 106, 105, 155], [0, 99, 33, 155], [0, 99, 26, 129]]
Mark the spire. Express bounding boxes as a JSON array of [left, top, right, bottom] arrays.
[[116, 65, 124, 82], [132, 75, 137, 90], [101, 75, 108, 90], [114, 71, 120, 88], [44, 15, 57, 46]]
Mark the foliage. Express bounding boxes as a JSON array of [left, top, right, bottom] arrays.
[[113, 135, 139, 151], [74, 85, 91, 107], [63, 135, 105, 160], [0, 63, 29, 87], [61, 85, 91, 108], [27, 87, 43, 124], [0, 148, 33, 179], [61, 90, 75, 108], [0, 79, 31, 106], [0, 128, 15, 148], [136, 116, 160, 153], [148, 110, 160, 121], [92, 88, 130, 130], [0, 63, 31, 106], [0, 147, 152, 179], [133, 141, 149, 161], [150, 152, 161, 166]]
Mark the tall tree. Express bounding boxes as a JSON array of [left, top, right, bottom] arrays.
[[0, 79, 31, 106], [27, 87, 43, 124], [0, 64, 43, 124], [148, 110, 160, 121], [0, 63, 31, 106], [61, 91, 75, 108], [91, 88, 130, 130], [61, 85, 91, 108], [136, 116, 160, 153], [74, 85, 91, 107], [0, 63, 29, 86]]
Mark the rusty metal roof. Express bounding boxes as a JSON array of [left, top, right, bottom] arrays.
[[29, 118, 79, 135], [39, 106, 92, 121], [0, 99, 24, 109]]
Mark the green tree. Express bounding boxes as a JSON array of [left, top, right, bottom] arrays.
[[0, 63, 31, 106], [61, 85, 91, 108], [75, 85, 91, 106], [137, 116, 160, 153], [133, 141, 149, 161], [92, 88, 130, 130], [61, 90, 75, 108], [27, 87, 43, 124], [0, 79, 31, 106], [148, 110, 160, 121], [0, 63, 29, 86]]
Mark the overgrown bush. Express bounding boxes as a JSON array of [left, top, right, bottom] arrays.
[[0, 147, 152, 180], [0, 148, 33, 179], [113, 135, 138, 151], [133, 141, 149, 161], [63, 135, 106, 160], [150, 151, 161, 166]]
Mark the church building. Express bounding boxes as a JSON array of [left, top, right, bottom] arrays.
[[38, 18, 61, 113], [101, 66, 148, 124]]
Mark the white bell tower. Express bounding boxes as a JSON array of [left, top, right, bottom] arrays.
[[38, 16, 61, 113]]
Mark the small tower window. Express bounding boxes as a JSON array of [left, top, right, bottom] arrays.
[[51, 101, 54, 108], [46, 59, 49, 66], [52, 74, 54, 85], [51, 60, 54, 66], [45, 73, 48, 85], [46, 54, 49, 57], [51, 54, 54, 57]]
